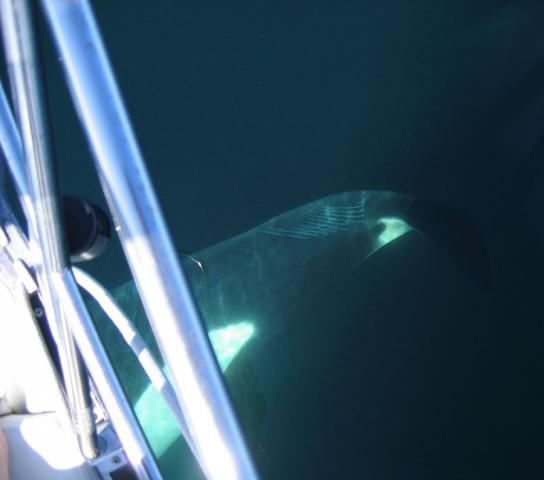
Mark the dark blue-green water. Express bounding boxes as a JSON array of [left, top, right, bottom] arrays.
[[35, 1, 544, 478]]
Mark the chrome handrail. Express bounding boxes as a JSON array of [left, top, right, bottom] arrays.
[[0, 0, 97, 461], [0, 0, 162, 478], [0, 82, 32, 222], [0, 0, 259, 478], [40, 2, 258, 479]]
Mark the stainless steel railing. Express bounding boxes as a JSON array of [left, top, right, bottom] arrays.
[[0, 0, 259, 478], [41, 2, 258, 479], [0, 0, 162, 478], [0, 0, 98, 462]]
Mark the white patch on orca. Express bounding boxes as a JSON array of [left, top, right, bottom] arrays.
[[375, 217, 411, 248], [208, 321, 255, 371], [133, 321, 255, 456]]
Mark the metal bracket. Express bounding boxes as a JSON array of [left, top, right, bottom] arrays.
[[0, 220, 37, 295], [91, 422, 134, 479]]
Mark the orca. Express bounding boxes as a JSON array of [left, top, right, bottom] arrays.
[[178, 190, 489, 337], [90, 190, 489, 470]]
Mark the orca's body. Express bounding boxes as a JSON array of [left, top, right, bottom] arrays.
[[92, 190, 488, 476], [182, 191, 413, 336]]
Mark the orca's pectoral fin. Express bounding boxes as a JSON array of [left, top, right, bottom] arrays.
[[404, 199, 492, 289]]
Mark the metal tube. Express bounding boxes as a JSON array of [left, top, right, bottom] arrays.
[[40, 1, 258, 478], [73, 267, 198, 459], [0, 80, 33, 225], [0, 2, 162, 478], [54, 271, 162, 480], [0, 0, 97, 461]]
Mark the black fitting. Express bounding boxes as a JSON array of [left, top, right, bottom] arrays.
[[62, 195, 112, 262]]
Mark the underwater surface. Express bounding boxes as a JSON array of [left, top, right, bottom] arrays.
[[36, 0, 544, 478]]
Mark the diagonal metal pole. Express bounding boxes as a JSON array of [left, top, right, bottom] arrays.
[[40, 1, 259, 478], [0, 1, 162, 477], [0, 0, 97, 461]]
